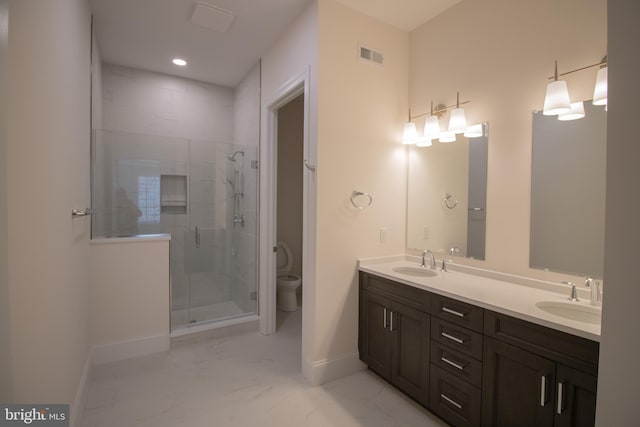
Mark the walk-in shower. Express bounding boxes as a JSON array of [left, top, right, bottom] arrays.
[[92, 130, 259, 330]]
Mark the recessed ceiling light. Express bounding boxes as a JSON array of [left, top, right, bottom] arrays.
[[172, 58, 187, 66]]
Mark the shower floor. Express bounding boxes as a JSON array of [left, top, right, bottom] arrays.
[[171, 300, 245, 329]]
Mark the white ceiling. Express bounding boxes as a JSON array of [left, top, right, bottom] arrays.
[[335, 0, 463, 32], [90, 0, 313, 87], [90, 0, 462, 88]]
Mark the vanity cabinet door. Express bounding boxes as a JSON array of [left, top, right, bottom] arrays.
[[390, 301, 430, 406], [359, 291, 392, 379], [554, 364, 597, 427], [482, 337, 556, 427]]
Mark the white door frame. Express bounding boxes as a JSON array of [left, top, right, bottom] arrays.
[[259, 66, 315, 377]]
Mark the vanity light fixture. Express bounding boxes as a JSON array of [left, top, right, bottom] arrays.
[[402, 109, 418, 144], [543, 61, 571, 115], [404, 96, 472, 146], [558, 101, 586, 121], [172, 58, 187, 66], [543, 56, 607, 118], [448, 92, 468, 134]]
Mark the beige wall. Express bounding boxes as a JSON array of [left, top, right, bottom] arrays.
[[596, 1, 640, 424], [89, 239, 170, 348], [6, 0, 92, 415], [277, 95, 304, 275], [0, 0, 9, 402], [260, 0, 319, 375], [315, 0, 409, 363], [409, 0, 606, 283]]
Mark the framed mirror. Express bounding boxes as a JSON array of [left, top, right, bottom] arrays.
[[407, 124, 488, 259], [530, 103, 606, 278]]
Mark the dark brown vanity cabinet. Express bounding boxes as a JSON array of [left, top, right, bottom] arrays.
[[482, 312, 599, 427], [359, 273, 431, 406], [359, 271, 599, 427], [428, 295, 484, 427]]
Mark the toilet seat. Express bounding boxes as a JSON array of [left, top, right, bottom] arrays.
[[276, 241, 301, 312], [276, 241, 294, 275]]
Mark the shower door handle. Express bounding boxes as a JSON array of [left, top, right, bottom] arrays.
[[195, 226, 200, 248]]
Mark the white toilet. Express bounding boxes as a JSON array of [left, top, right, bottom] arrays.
[[276, 241, 301, 312]]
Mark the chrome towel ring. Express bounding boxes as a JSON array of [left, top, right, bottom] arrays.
[[351, 191, 373, 209], [444, 193, 458, 209]]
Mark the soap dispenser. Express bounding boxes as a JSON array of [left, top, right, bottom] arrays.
[[585, 277, 602, 306]]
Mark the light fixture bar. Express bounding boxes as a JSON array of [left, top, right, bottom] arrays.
[[547, 56, 607, 80], [409, 98, 471, 121]]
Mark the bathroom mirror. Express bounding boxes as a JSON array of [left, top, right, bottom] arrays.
[[407, 124, 488, 259], [530, 103, 606, 278]]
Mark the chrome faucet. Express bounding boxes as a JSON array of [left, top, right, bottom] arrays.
[[441, 258, 448, 272], [585, 277, 602, 306], [421, 250, 436, 269], [563, 281, 579, 302]]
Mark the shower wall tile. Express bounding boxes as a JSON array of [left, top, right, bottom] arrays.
[[102, 64, 234, 143]]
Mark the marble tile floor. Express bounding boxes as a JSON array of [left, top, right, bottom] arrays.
[[82, 309, 447, 427]]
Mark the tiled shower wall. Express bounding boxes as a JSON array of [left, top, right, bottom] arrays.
[[96, 63, 260, 327]]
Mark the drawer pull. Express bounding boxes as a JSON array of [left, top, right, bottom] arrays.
[[441, 331, 465, 344], [557, 382, 564, 415], [440, 393, 464, 410], [441, 356, 465, 371], [540, 375, 547, 407], [442, 306, 466, 318]]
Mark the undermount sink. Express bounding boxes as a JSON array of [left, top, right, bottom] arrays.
[[535, 301, 601, 325], [392, 266, 438, 278]]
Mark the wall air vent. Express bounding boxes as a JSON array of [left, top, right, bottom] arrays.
[[358, 44, 384, 66]]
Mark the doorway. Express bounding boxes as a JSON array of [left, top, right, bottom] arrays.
[[275, 94, 304, 331], [259, 69, 316, 380]]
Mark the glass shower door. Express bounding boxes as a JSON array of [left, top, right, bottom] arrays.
[[183, 140, 258, 326]]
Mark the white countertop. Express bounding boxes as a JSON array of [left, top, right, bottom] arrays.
[[358, 255, 601, 342], [91, 234, 171, 245]]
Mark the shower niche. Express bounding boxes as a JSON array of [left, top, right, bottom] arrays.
[[160, 174, 187, 214]]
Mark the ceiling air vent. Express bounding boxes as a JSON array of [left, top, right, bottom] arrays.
[[359, 44, 384, 66]]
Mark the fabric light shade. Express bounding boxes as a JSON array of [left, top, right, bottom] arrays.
[[423, 115, 441, 139], [402, 122, 418, 144], [543, 80, 571, 115], [416, 137, 433, 147], [464, 123, 483, 138], [448, 107, 467, 134], [558, 101, 585, 121], [439, 131, 456, 143], [592, 66, 607, 106]]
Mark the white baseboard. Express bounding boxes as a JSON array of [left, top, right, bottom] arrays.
[[92, 333, 170, 365], [70, 353, 92, 427], [303, 351, 365, 386]]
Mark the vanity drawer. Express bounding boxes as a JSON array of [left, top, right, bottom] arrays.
[[484, 310, 599, 375], [429, 365, 481, 427], [432, 294, 483, 332], [432, 318, 483, 360], [360, 272, 430, 312], [431, 341, 483, 388]]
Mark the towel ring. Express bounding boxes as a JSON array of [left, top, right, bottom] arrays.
[[444, 193, 458, 210], [351, 191, 373, 210]]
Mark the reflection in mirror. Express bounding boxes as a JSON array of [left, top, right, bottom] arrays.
[[407, 124, 488, 259], [530, 103, 606, 278]]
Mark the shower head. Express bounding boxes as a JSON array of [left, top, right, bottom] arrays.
[[226, 151, 245, 162]]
